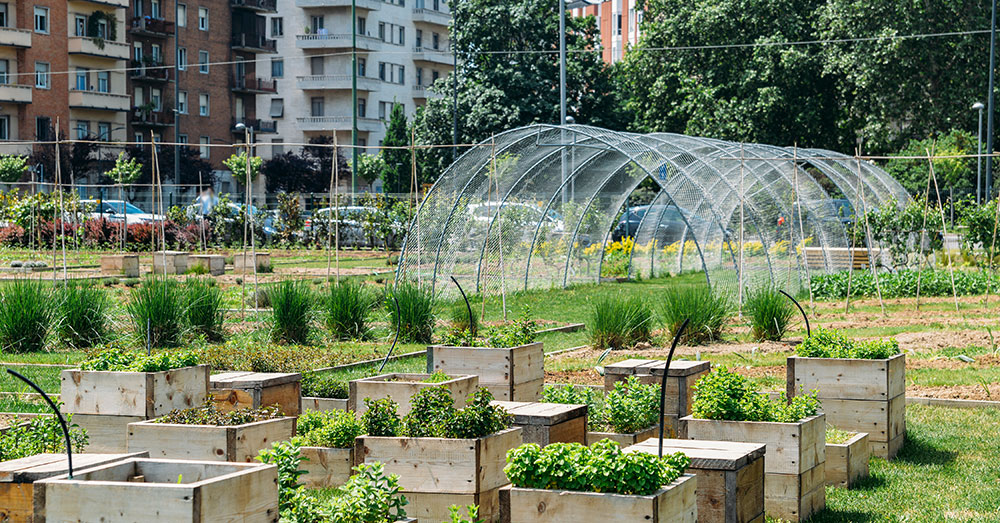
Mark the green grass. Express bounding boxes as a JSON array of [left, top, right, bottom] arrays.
[[0, 363, 63, 393]]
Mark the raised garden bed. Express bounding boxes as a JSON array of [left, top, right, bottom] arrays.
[[99, 254, 139, 277], [427, 342, 544, 401], [35, 458, 278, 521], [210, 371, 302, 416], [300, 397, 348, 412], [492, 400, 587, 445], [189, 254, 225, 275], [501, 476, 696, 522], [586, 425, 657, 446], [234, 252, 271, 272], [152, 250, 189, 275], [826, 430, 869, 488], [348, 372, 478, 415]]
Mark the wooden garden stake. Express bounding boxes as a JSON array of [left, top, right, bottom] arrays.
[[926, 147, 960, 312], [855, 148, 885, 316], [915, 150, 935, 311]]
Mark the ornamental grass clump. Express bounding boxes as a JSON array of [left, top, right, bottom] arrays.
[[796, 327, 900, 359], [743, 283, 794, 342], [183, 278, 225, 341], [57, 282, 110, 348], [589, 294, 653, 349], [269, 280, 313, 344], [691, 367, 820, 423], [388, 281, 435, 343], [325, 280, 376, 340], [658, 285, 732, 344], [126, 277, 184, 347], [0, 278, 53, 353]]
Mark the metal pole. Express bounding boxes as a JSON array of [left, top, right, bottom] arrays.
[[978, 104, 985, 204], [988, 0, 997, 200], [559, 0, 566, 126], [351, 0, 358, 203], [173, 0, 180, 186], [452, 7, 459, 162]]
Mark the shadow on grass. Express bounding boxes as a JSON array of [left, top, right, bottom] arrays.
[[847, 473, 887, 491], [893, 434, 956, 466]]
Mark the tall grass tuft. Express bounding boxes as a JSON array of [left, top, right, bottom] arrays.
[[184, 278, 226, 341], [448, 295, 480, 338], [658, 285, 732, 344], [325, 280, 375, 340], [0, 278, 53, 353], [589, 294, 653, 350], [127, 277, 184, 347], [57, 283, 110, 348], [389, 281, 435, 343], [270, 280, 313, 344], [744, 284, 794, 342]]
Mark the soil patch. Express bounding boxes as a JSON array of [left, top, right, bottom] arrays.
[[909, 384, 1000, 401]]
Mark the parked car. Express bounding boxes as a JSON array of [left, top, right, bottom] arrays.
[[466, 202, 566, 232], [184, 202, 278, 237], [82, 199, 164, 225], [611, 204, 714, 242], [305, 206, 372, 248]]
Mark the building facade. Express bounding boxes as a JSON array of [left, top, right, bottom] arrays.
[[571, 0, 641, 64]]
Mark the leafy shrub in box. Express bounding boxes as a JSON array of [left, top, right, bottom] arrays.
[[440, 308, 537, 348], [295, 409, 363, 448], [605, 376, 660, 433], [692, 367, 821, 423], [80, 347, 200, 372], [361, 387, 511, 439], [796, 327, 900, 359], [543, 384, 605, 431], [152, 400, 283, 426]]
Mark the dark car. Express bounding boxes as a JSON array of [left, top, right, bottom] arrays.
[[611, 205, 711, 242]]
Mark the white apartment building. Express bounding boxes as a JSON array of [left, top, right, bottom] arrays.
[[257, 0, 452, 189]]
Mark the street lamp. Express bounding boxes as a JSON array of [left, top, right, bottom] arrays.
[[974, 101, 985, 204], [558, 1, 599, 205]]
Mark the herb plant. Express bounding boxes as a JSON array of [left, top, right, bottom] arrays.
[[301, 373, 349, 399], [361, 387, 510, 439], [604, 376, 660, 433], [446, 505, 483, 523], [796, 327, 900, 359], [80, 347, 199, 372], [361, 397, 402, 437], [543, 384, 605, 431], [403, 386, 456, 438], [0, 413, 89, 462], [444, 388, 511, 439], [152, 401, 283, 426], [440, 308, 537, 348], [327, 462, 408, 523], [295, 409, 363, 448], [691, 367, 821, 423], [257, 440, 307, 509]]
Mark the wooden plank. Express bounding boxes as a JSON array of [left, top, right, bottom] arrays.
[[300, 446, 353, 488], [733, 457, 765, 523], [682, 415, 825, 476], [232, 417, 297, 463], [0, 483, 33, 522], [406, 487, 503, 523], [587, 425, 658, 447], [197, 461, 280, 521], [0, 452, 148, 483], [126, 417, 295, 462], [821, 395, 905, 443], [870, 431, 905, 460], [41, 481, 195, 521], [300, 397, 348, 412], [511, 343, 545, 387], [211, 388, 257, 412], [826, 432, 869, 488], [627, 438, 766, 471], [490, 401, 587, 426], [509, 377, 544, 402], [763, 465, 825, 522], [210, 372, 302, 389], [543, 415, 587, 445], [349, 373, 478, 415], [430, 343, 544, 400], [61, 365, 209, 418], [75, 414, 145, 453], [788, 354, 904, 401]]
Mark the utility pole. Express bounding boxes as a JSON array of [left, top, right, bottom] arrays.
[[351, 0, 358, 203], [452, 7, 459, 161], [173, 0, 180, 191]]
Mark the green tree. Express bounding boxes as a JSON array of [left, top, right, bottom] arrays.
[[0, 155, 30, 183], [381, 103, 410, 194], [353, 153, 387, 187], [105, 151, 142, 185], [223, 151, 262, 186], [883, 129, 975, 199]]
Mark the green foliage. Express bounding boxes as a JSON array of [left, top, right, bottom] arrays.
[[424, 370, 451, 384], [858, 196, 943, 266], [589, 294, 653, 350], [389, 281, 435, 343], [361, 397, 402, 437], [797, 327, 900, 359], [402, 386, 456, 438], [269, 280, 313, 344], [691, 367, 821, 423], [0, 413, 88, 462], [294, 409, 363, 449], [810, 269, 998, 299], [0, 278, 53, 354], [126, 277, 183, 347], [826, 426, 855, 444], [441, 308, 537, 348], [80, 347, 199, 372], [223, 151, 263, 186], [198, 340, 340, 373], [444, 388, 511, 439], [605, 376, 660, 434], [379, 103, 411, 194], [361, 387, 510, 440], [658, 285, 732, 344], [327, 462, 408, 523], [504, 439, 689, 496], [743, 284, 794, 342], [257, 440, 307, 510], [543, 384, 605, 431], [448, 296, 480, 338], [325, 280, 375, 340], [152, 401, 283, 426], [183, 278, 225, 341], [446, 505, 483, 523], [0, 155, 29, 183], [883, 130, 976, 197], [352, 153, 388, 185], [301, 373, 349, 399], [57, 283, 109, 348], [106, 151, 143, 185]]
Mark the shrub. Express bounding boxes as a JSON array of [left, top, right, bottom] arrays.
[[126, 277, 184, 347], [441, 308, 537, 348], [604, 376, 660, 433], [55, 283, 109, 348], [183, 278, 225, 341], [325, 280, 375, 340], [589, 295, 653, 349], [744, 284, 794, 342], [691, 367, 821, 423], [388, 281, 434, 343], [0, 413, 89, 462], [543, 384, 605, 431], [403, 386, 456, 438], [444, 388, 511, 439], [658, 285, 732, 344], [301, 373, 349, 399], [80, 347, 199, 372], [0, 278, 53, 353], [504, 439, 689, 496], [269, 280, 313, 344], [796, 327, 900, 359], [294, 409, 363, 448], [361, 397, 402, 437]]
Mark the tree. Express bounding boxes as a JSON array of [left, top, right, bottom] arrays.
[[262, 137, 351, 194], [0, 155, 30, 183], [353, 153, 387, 186], [381, 103, 410, 194], [884, 129, 976, 199], [223, 151, 262, 186], [105, 151, 142, 185]]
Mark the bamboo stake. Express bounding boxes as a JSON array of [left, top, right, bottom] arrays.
[[792, 145, 814, 309], [926, 147, 960, 312], [985, 192, 1000, 307], [53, 118, 64, 286], [738, 143, 745, 315], [249, 142, 259, 311], [326, 136, 336, 283], [334, 134, 340, 283], [198, 171, 206, 251], [855, 148, 885, 315], [915, 150, 935, 311], [493, 134, 507, 321]]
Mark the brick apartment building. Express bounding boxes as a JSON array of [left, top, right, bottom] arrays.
[[571, 0, 641, 64]]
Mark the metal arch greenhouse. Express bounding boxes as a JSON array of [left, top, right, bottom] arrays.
[[396, 124, 910, 298]]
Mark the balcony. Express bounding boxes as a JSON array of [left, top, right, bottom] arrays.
[[0, 27, 31, 48], [231, 118, 277, 134], [231, 0, 277, 13], [295, 0, 380, 9], [130, 61, 171, 82], [69, 90, 131, 111], [131, 108, 175, 127], [412, 8, 451, 27], [296, 116, 382, 133], [412, 85, 427, 100], [412, 46, 453, 66], [231, 33, 277, 53], [0, 84, 32, 104], [81, 0, 129, 8], [68, 37, 130, 60], [295, 33, 382, 51], [130, 17, 175, 37], [296, 75, 381, 91], [232, 75, 278, 94]]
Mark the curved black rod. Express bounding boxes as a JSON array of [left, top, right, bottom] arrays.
[[6, 368, 73, 478], [378, 295, 402, 374], [659, 318, 690, 458], [451, 276, 474, 335], [779, 290, 810, 338]]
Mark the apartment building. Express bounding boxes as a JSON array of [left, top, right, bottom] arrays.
[[257, 0, 452, 188], [572, 0, 641, 64]]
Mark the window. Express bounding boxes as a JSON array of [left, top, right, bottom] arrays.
[[358, 98, 366, 118], [270, 17, 283, 37], [378, 101, 390, 120], [33, 6, 48, 34], [74, 15, 86, 37], [0, 3, 9, 28], [97, 18, 108, 39], [177, 4, 186, 27], [34, 62, 49, 89], [134, 42, 143, 62], [177, 48, 187, 70], [134, 86, 144, 106], [75, 121, 90, 140], [199, 136, 209, 158], [378, 22, 384, 40], [271, 139, 283, 156], [151, 44, 161, 63], [269, 98, 283, 118], [358, 58, 366, 77], [0, 116, 9, 141], [151, 0, 161, 19], [416, 29, 422, 49], [177, 91, 187, 113], [310, 15, 324, 33], [178, 134, 188, 144], [134, 0, 142, 18], [0, 60, 9, 84], [358, 138, 366, 153], [357, 17, 366, 35], [35, 117, 50, 141], [310, 97, 324, 117], [378, 62, 385, 81], [75, 68, 88, 91], [394, 64, 405, 85], [398, 26, 404, 45], [134, 132, 144, 148], [416, 67, 422, 86], [432, 70, 439, 82], [198, 7, 208, 31], [198, 93, 209, 116], [97, 122, 111, 141], [432, 33, 439, 50], [271, 58, 283, 78], [198, 50, 209, 73], [310, 56, 324, 75], [97, 71, 110, 93], [151, 88, 162, 111]]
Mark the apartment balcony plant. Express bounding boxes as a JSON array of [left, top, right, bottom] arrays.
[[130, 58, 171, 82]]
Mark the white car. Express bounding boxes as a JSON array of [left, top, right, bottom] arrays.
[[82, 200, 164, 225], [466, 202, 565, 232]]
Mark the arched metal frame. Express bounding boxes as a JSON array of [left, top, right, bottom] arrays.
[[397, 125, 910, 297]]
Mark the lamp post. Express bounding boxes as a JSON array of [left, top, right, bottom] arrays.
[[559, 1, 600, 205], [975, 101, 985, 204], [987, 0, 997, 200]]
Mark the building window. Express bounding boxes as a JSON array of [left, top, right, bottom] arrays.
[[151, 0, 161, 19], [134, 86, 144, 106], [432, 33, 439, 50], [178, 134, 188, 144], [97, 122, 111, 141], [378, 62, 385, 81], [358, 138, 366, 153], [75, 121, 90, 140], [198, 51, 209, 73], [358, 98, 366, 118], [310, 97, 324, 117], [270, 17, 283, 37], [310, 15, 324, 33], [33, 6, 48, 34], [35, 117, 50, 141], [310, 56, 323, 75], [198, 7, 208, 31], [432, 70, 439, 82], [75, 69, 88, 91], [198, 93, 209, 116], [199, 136, 209, 158], [134, 132, 145, 148], [0, 60, 9, 84], [134, 0, 142, 18], [133, 42, 143, 62], [177, 4, 186, 27], [151, 44, 161, 63], [416, 67, 422, 86], [271, 58, 283, 78], [96, 18, 108, 39], [398, 26, 405, 45], [0, 116, 9, 141], [97, 71, 110, 93], [151, 88, 162, 111], [0, 4, 8, 28], [378, 22, 384, 40], [34, 62, 49, 89], [416, 29, 422, 49], [177, 48, 187, 70], [271, 139, 283, 156], [378, 101, 389, 120], [177, 91, 187, 113], [269, 98, 283, 118], [357, 17, 366, 35], [358, 58, 366, 77], [74, 15, 86, 37]]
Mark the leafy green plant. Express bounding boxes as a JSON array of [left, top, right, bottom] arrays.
[[589, 294, 653, 349], [126, 277, 184, 347], [0, 412, 89, 462], [0, 154, 29, 183], [106, 151, 142, 185], [810, 269, 999, 299], [743, 284, 794, 342], [424, 370, 451, 383], [301, 373, 349, 399], [445, 388, 511, 439], [294, 409, 363, 448], [183, 278, 225, 341], [362, 397, 402, 437], [325, 280, 375, 340], [223, 151, 263, 185], [257, 440, 307, 509], [403, 385, 456, 438], [543, 384, 605, 431], [658, 285, 732, 344], [826, 426, 855, 444], [796, 327, 900, 359], [389, 281, 435, 343], [152, 400, 283, 426], [0, 278, 53, 353], [269, 280, 313, 344], [56, 283, 109, 348], [691, 367, 820, 423], [446, 505, 483, 523], [605, 376, 659, 433], [328, 462, 408, 523], [440, 308, 537, 348], [80, 347, 199, 372]]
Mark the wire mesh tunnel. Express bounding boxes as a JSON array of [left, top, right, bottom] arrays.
[[397, 124, 910, 298]]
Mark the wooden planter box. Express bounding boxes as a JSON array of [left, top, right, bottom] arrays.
[[355, 427, 522, 523], [788, 353, 905, 459], [499, 474, 697, 522], [604, 359, 710, 431], [587, 425, 661, 447], [152, 250, 189, 275], [349, 373, 478, 415], [74, 414, 146, 452], [99, 254, 139, 277], [234, 252, 271, 272], [34, 458, 278, 522], [428, 342, 544, 401], [681, 414, 826, 522], [189, 254, 225, 275], [627, 439, 765, 523], [61, 365, 210, 418], [211, 371, 302, 416], [126, 416, 296, 462], [301, 396, 348, 413], [826, 432, 869, 488], [0, 452, 147, 523], [492, 401, 587, 445], [299, 446, 353, 488]]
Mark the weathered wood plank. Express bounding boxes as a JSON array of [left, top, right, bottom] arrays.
[[787, 354, 904, 400], [126, 417, 296, 462], [299, 446, 353, 488], [826, 432, 869, 488], [61, 365, 209, 418], [349, 373, 478, 415], [681, 415, 825, 476], [300, 397, 348, 412]]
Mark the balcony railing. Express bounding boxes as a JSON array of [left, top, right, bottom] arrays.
[[69, 90, 131, 111], [296, 0, 381, 8], [412, 46, 453, 66], [231, 0, 277, 13], [130, 61, 171, 82], [0, 27, 31, 48], [295, 33, 382, 51], [68, 37, 130, 60], [295, 74, 381, 91], [412, 85, 427, 98], [296, 116, 381, 133], [232, 75, 278, 93], [130, 17, 175, 36], [231, 33, 277, 53], [0, 84, 32, 104], [231, 118, 277, 133], [131, 109, 175, 126], [412, 8, 451, 26]]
